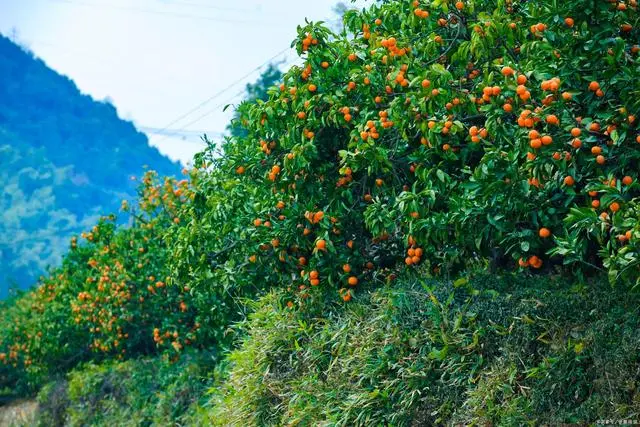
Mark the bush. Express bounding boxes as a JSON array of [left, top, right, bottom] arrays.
[[168, 0, 640, 318], [36, 351, 216, 427], [207, 273, 640, 425], [0, 171, 214, 393]]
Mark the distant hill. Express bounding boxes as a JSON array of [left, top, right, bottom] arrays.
[[0, 33, 179, 297]]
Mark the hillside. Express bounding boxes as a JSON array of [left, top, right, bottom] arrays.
[[1, 0, 640, 424], [0, 33, 179, 297]]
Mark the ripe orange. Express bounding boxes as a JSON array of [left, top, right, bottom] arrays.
[[308, 84, 317, 92], [588, 81, 600, 91], [539, 227, 551, 238], [545, 114, 559, 125], [347, 276, 358, 286], [297, 111, 306, 119], [570, 127, 581, 137], [501, 66, 515, 76], [564, 17, 574, 27], [610, 202, 620, 212], [564, 176, 575, 186], [528, 255, 543, 268], [343, 264, 351, 273], [596, 155, 605, 165], [623, 176, 633, 185], [316, 239, 327, 250], [309, 270, 319, 280], [236, 166, 245, 174]]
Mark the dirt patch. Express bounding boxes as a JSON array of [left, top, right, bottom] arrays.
[[0, 400, 38, 427]]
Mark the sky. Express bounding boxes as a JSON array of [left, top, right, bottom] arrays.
[[0, 0, 369, 164]]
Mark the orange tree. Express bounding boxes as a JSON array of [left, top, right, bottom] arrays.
[[0, 171, 211, 393], [170, 0, 640, 310]]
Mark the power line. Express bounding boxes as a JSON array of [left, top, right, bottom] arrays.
[[150, 47, 292, 138], [37, 0, 276, 26], [139, 126, 225, 137], [152, 53, 304, 141], [150, 89, 246, 142]]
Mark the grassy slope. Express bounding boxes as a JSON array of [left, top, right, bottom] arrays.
[[207, 273, 640, 425], [31, 273, 640, 426]]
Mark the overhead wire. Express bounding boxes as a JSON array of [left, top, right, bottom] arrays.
[[147, 47, 294, 141]]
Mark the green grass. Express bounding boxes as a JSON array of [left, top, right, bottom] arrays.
[[204, 272, 640, 426], [26, 273, 640, 425], [35, 351, 216, 427]]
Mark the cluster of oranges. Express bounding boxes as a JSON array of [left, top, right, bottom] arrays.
[[529, 22, 548, 36], [519, 255, 544, 269], [340, 106, 353, 122], [304, 210, 325, 224], [337, 167, 354, 187], [301, 33, 318, 52], [380, 37, 409, 58], [260, 139, 277, 155], [360, 120, 382, 140], [267, 164, 281, 181], [468, 126, 489, 144], [404, 246, 424, 266]]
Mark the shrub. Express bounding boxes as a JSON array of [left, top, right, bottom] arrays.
[[170, 0, 640, 315], [36, 351, 216, 427], [0, 171, 211, 393], [207, 273, 640, 425]]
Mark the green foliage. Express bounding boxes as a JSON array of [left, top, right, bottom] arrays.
[[207, 273, 640, 425], [0, 34, 179, 295], [36, 351, 215, 427], [176, 0, 640, 313], [3, 0, 640, 423], [227, 62, 284, 138], [0, 172, 212, 394]]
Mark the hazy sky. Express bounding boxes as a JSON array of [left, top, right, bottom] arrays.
[[0, 0, 368, 164]]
